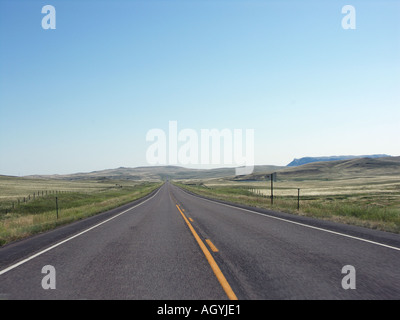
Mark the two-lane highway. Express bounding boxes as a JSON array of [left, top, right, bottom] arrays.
[[1, 182, 399, 299]]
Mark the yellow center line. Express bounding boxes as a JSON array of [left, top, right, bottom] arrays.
[[189, 217, 194, 222], [175, 204, 238, 300], [205, 239, 219, 252]]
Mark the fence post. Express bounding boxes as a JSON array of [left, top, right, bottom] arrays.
[[56, 197, 59, 219], [271, 176, 274, 205], [297, 188, 300, 210]]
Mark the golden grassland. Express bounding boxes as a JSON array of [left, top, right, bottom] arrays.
[[0, 175, 123, 200], [174, 174, 400, 234], [0, 176, 162, 246]]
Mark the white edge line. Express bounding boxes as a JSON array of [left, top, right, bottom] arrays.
[[0, 188, 162, 276], [178, 187, 400, 252]]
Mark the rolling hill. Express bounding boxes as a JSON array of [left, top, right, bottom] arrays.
[[234, 156, 400, 181], [24, 165, 284, 182], [13, 156, 400, 182], [287, 154, 391, 167], [281, 156, 400, 179]]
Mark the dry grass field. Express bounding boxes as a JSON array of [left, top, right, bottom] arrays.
[[176, 177, 400, 233], [175, 157, 400, 234], [0, 176, 161, 246], [1, 157, 399, 245]]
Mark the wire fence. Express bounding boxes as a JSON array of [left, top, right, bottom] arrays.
[[0, 190, 67, 215], [249, 187, 302, 210]]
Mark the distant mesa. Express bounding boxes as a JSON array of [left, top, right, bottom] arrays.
[[287, 154, 391, 167]]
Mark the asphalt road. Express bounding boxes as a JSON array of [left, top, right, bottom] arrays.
[[1, 182, 399, 300]]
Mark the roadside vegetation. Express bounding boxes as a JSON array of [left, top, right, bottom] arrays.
[[0, 177, 162, 246], [174, 176, 400, 234]]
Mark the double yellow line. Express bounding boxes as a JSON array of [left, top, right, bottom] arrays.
[[175, 204, 238, 300]]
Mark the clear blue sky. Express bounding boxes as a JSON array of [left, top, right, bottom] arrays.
[[1, 0, 399, 175]]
